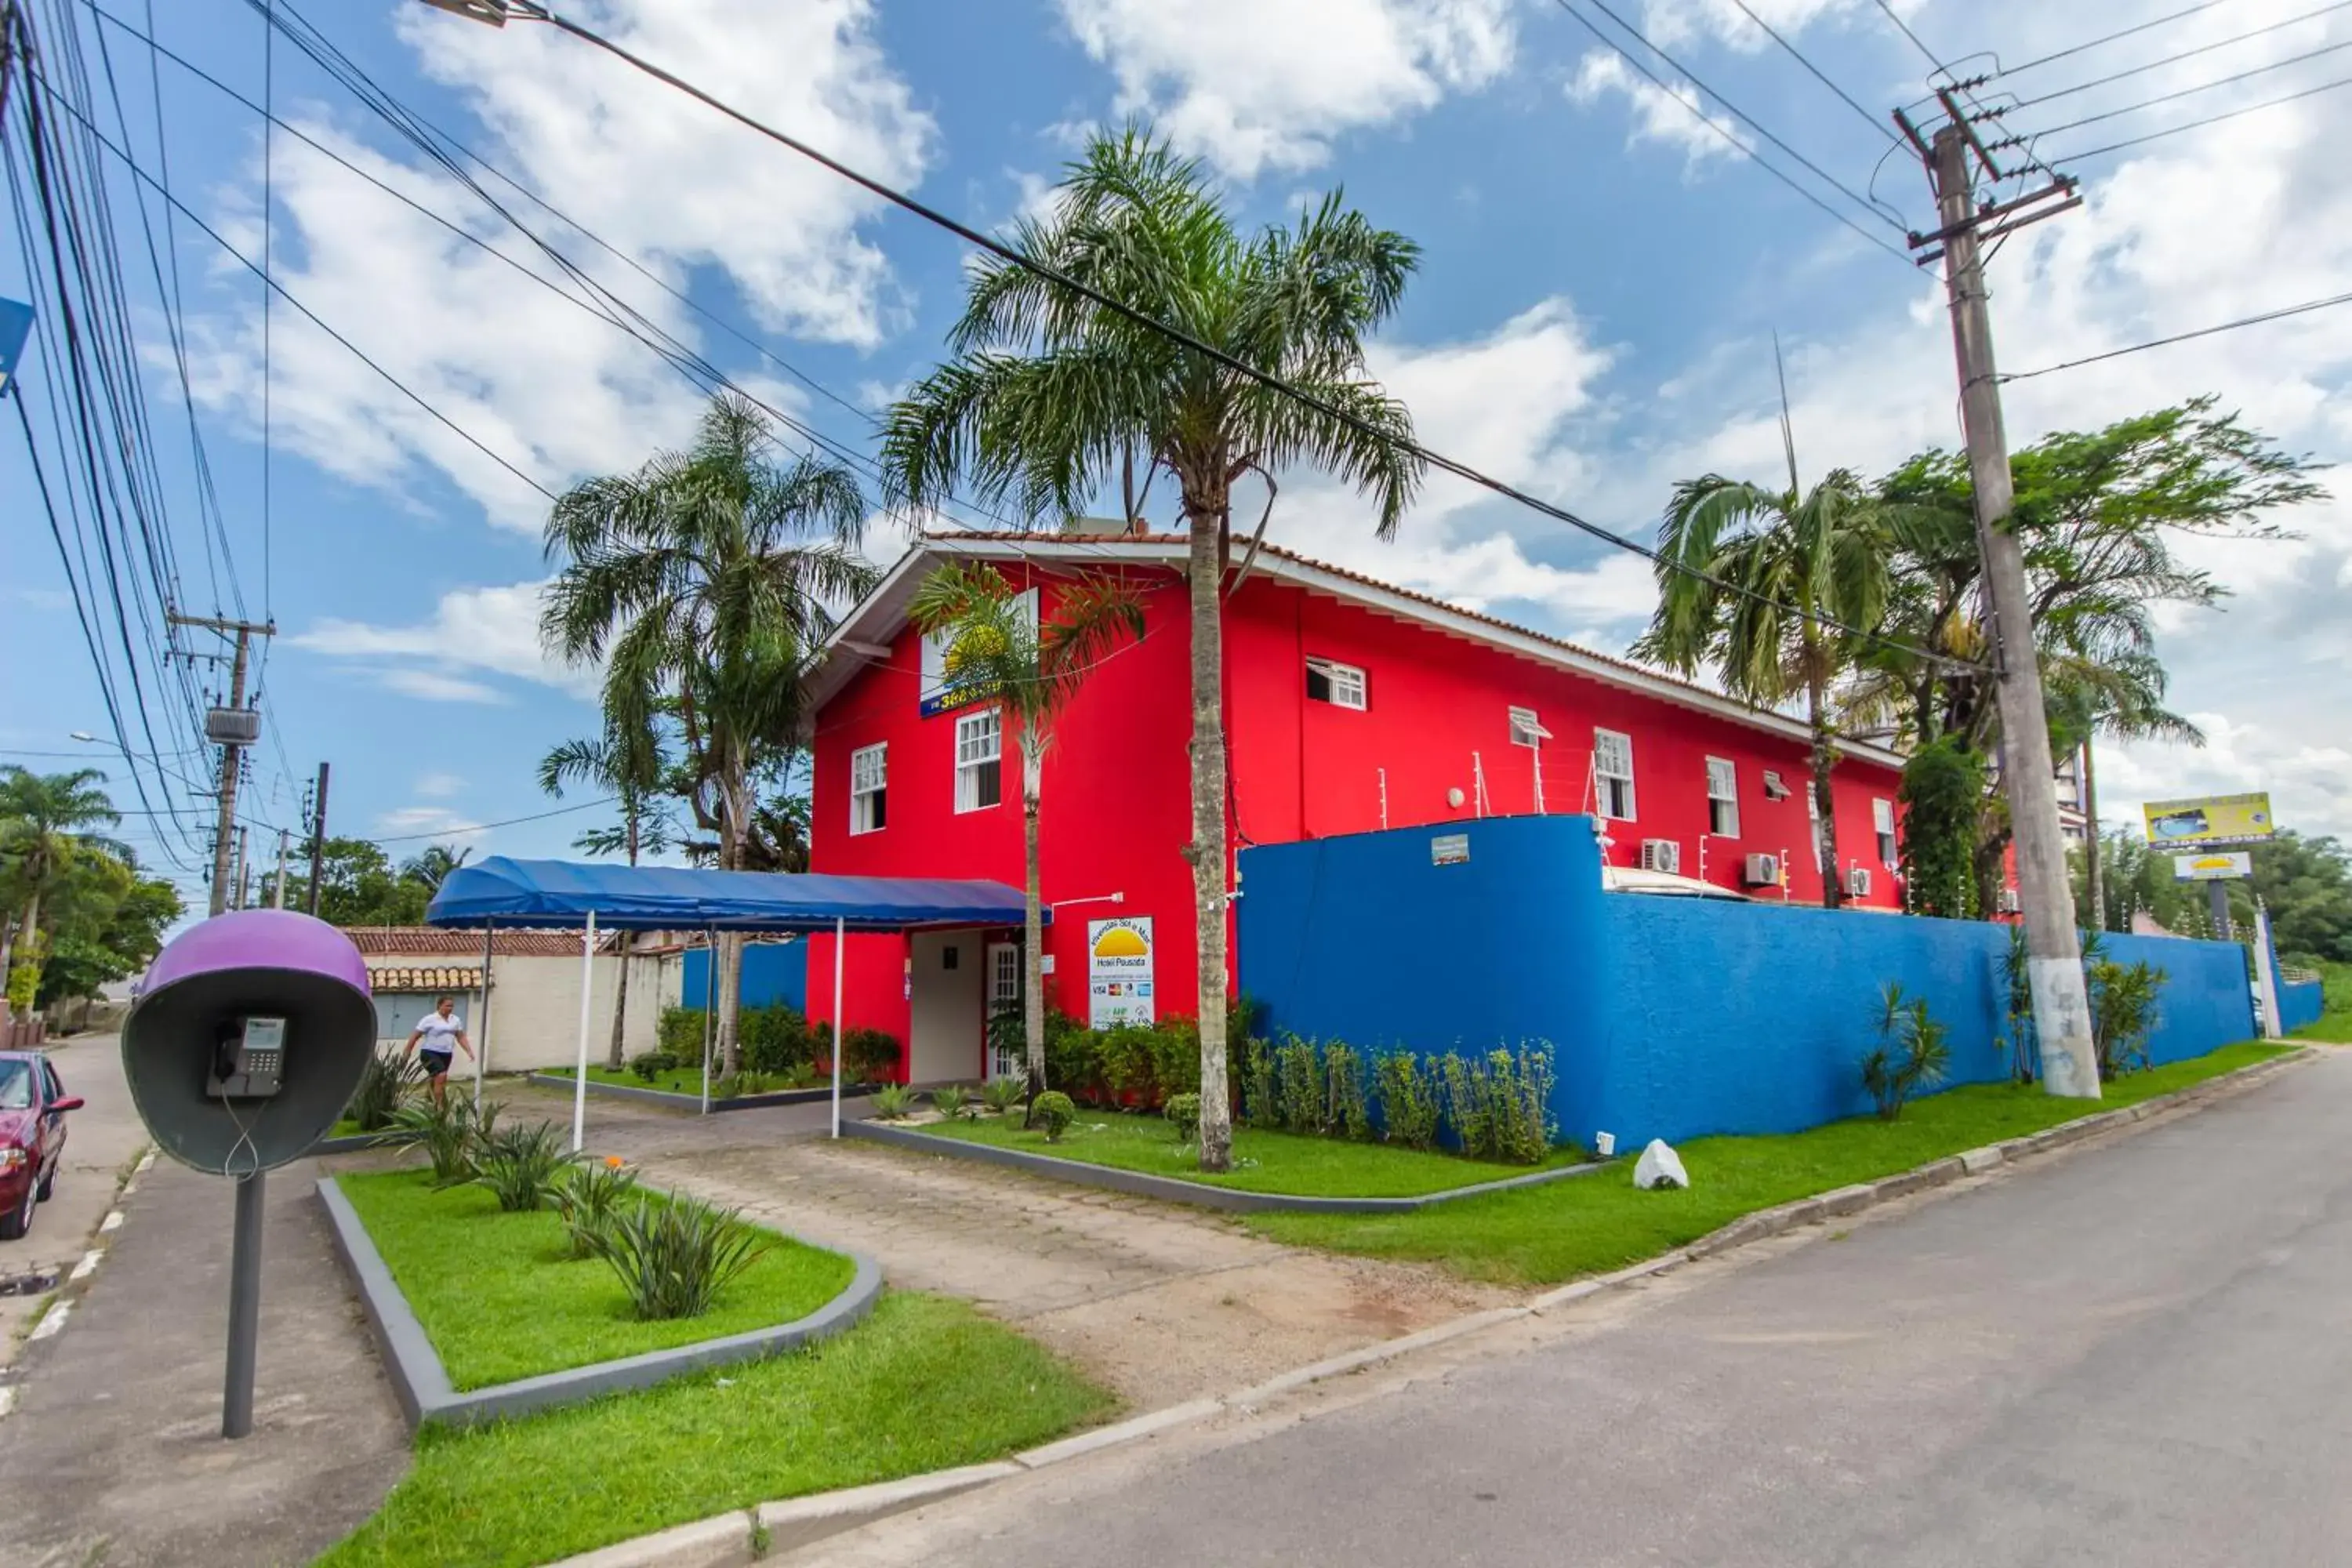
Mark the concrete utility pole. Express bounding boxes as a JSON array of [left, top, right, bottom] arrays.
[[273, 828, 289, 909], [170, 613, 274, 919], [306, 761, 329, 917], [1901, 100, 2099, 1098]]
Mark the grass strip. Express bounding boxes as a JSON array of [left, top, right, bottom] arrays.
[[543, 1062, 834, 1096], [316, 1292, 1112, 1568], [1248, 1042, 2292, 1287], [336, 1168, 855, 1390], [914, 1107, 1584, 1197], [2291, 961, 2350, 1044]]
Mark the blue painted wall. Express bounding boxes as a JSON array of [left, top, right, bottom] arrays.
[[1237, 815, 2261, 1151], [680, 941, 809, 1012], [2280, 978, 2325, 1034]]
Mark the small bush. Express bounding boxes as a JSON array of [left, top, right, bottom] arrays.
[[345, 1051, 421, 1133], [1372, 1050, 1440, 1151], [740, 1003, 815, 1077], [1275, 1039, 1325, 1134], [1241, 1032, 1279, 1130], [1436, 1053, 1493, 1159], [470, 1120, 579, 1212], [554, 1156, 638, 1258], [1861, 982, 1952, 1120], [1486, 1046, 1556, 1164], [1325, 1043, 1370, 1142], [2090, 958, 2167, 1079], [628, 1050, 679, 1083], [979, 1076, 1027, 1115], [1028, 1091, 1076, 1142], [930, 1085, 969, 1120], [388, 1096, 482, 1185], [869, 1083, 916, 1120], [844, 1027, 902, 1083], [1163, 1092, 1203, 1144], [655, 1006, 707, 1064], [591, 1194, 768, 1321]]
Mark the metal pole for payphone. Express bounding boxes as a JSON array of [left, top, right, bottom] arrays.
[[222, 1169, 265, 1438]]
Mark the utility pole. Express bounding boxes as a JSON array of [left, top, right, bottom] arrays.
[[1898, 96, 2098, 1098], [273, 828, 289, 909], [233, 826, 251, 912], [306, 761, 330, 918], [170, 613, 274, 918]]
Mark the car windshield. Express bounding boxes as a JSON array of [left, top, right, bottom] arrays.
[[0, 1062, 31, 1110]]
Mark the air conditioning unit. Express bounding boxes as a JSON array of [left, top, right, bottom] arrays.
[[1997, 887, 2022, 914], [1639, 839, 1682, 875], [1846, 866, 1873, 898], [1741, 852, 1781, 887]]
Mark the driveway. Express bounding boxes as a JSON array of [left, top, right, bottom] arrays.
[[487, 1076, 1508, 1411], [800, 1051, 2352, 1568]]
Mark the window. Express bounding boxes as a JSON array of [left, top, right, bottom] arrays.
[[1705, 757, 1740, 837], [1761, 768, 1790, 800], [1508, 706, 1547, 747], [954, 708, 1002, 812], [1807, 786, 1824, 869], [1592, 728, 1635, 821], [1305, 657, 1367, 710], [849, 743, 887, 835], [988, 942, 1022, 1007], [1873, 797, 1898, 866]]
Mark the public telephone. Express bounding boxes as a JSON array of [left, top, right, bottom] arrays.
[[206, 1015, 289, 1098]]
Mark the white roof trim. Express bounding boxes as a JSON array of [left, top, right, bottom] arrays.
[[805, 536, 1905, 769]]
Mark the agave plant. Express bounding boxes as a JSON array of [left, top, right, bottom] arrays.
[[470, 1120, 579, 1212], [869, 1083, 915, 1121], [978, 1076, 1027, 1116], [344, 1051, 423, 1134], [554, 1155, 639, 1258], [593, 1193, 768, 1320], [929, 1085, 969, 1120], [388, 1096, 485, 1185]]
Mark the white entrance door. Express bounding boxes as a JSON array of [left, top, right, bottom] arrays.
[[985, 942, 1022, 1080], [908, 931, 984, 1084]]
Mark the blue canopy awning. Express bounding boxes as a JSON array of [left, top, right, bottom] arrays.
[[426, 856, 1040, 935]]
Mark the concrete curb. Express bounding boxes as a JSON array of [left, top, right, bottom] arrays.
[[527, 1073, 875, 1114], [538, 1047, 2314, 1568], [845, 1118, 1608, 1214], [317, 1177, 883, 1431], [309, 1131, 390, 1156]]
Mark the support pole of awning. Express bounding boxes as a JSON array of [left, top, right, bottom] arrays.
[[829, 916, 845, 1139], [474, 918, 493, 1109], [571, 909, 596, 1154]]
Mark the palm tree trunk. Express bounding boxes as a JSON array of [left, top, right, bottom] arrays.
[[1182, 512, 1235, 1173], [608, 805, 640, 1071], [1022, 742, 1045, 1098], [1806, 655, 1844, 911], [716, 758, 750, 1075]]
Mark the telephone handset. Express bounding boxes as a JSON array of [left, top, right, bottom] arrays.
[[207, 1015, 289, 1098]]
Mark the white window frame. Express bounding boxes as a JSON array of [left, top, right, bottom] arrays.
[[1305, 657, 1367, 711], [954, 708, 1003, 814], [1705, 757, 1740, 838], [1807, 786, 1824, 870], [1592, 728, 1636, 822], [848, 742, 887, 836], [1508, 706, 1547, 748], [1873, 797, 1898, 866]]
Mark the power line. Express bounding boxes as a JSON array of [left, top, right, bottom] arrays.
[[2000, 288, 2352, 382], [2010, 35, 2352, 136], [426, 2, 1990, 681], [2007, 3, 2352, 110], [2048, 69, 2352, 162], [1564, 0, 1909, 234], [1726, 0, 1901, 147], [1872, 0, 1951, 74], [1991, 0, 2234, 81], [369, 796, 616, 844]]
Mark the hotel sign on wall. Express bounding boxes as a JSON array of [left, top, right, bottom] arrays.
[[1087, 916, 1155, 1029]]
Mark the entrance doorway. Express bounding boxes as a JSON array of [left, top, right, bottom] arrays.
[[985, 941, 1022, 1080], [908, 931, 983, 1084]]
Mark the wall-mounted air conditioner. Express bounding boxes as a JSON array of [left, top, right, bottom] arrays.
[[1639, 839, 1682, 875], [1742, 852, 1780, 887], [1997, 887, 2022, 914], [1846, 866, 1873, 898]]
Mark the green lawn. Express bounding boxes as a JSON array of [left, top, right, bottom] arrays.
[[2292, 962, 2350, 1044], [336, 1170, 856, 1389], [542, 1062, 833, 1096], [1249, 1043, 2292, 1287], [315, 1292, 1112, 1568], [914, 1108, 1587, 1198]]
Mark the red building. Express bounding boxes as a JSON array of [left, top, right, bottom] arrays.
[[801, 532, 1911, 1083]]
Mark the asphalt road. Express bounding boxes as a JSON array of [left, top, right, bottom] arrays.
[[0, 1032, 150, 1352], [824, 1051, 2352, 1568]]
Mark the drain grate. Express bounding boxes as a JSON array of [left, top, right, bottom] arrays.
[[0, 1271, 59, 1297]]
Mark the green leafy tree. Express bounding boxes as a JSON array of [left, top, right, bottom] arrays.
[[1896, 737, 1986, 918], [1633, 470, 1903, 908], [543, 391, 876, 1073], [911, 561, 1146, 1098], [543, 722, 676, 1069], [399, 844, 474, 892], [0, 765, 129, 1003], [34, 851, 180, 1007], [880, 126, 1424, 1171], [2249, 833, 2352, 964], [279, 837, 432, 927]]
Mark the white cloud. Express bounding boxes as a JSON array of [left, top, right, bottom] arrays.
[[415, 771, 465, 798], [1566, 51, 1741, 168], [1056, 0, 1514, 178], [294, 579, 590, 701], [376, 805, 488, 845], [183, 0, 931, 528]]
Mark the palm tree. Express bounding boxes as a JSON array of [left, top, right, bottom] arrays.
[[880, 125, 1423, 1171], [400, 844, 474, 892], [1633, 471, 1897, 909], [0, 767, 126, 1004], [543, 391, 876, 1073], [542, 720, 675, 1069], [910, 561, 1146, 1100]]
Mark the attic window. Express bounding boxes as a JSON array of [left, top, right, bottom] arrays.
[[1762, 770, 1791, 800], [1305, 658, 1367, 711]]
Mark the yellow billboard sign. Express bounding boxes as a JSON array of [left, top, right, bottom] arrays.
[[2143, 792, 2274, 848]]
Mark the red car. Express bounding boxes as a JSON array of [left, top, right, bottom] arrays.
[[0, 1053, 82, 1240]]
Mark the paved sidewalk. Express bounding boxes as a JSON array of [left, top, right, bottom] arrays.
[[0, 1152, 408, 1567]]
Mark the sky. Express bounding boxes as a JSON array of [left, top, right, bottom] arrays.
[[4, 0, 2347, 915]]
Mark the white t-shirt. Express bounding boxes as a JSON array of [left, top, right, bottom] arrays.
[[414, 1013, 465, 1055]]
